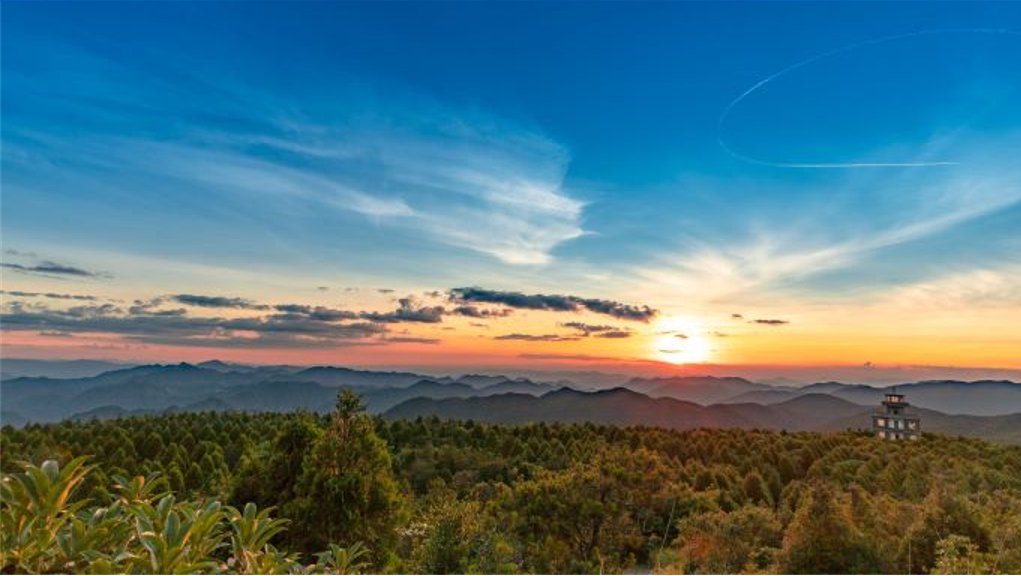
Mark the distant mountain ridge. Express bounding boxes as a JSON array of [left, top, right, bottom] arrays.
[[719, 379, 1020, 416], [1, 362, 1018, 443], [0, 358, 136, 380], [0, 362, 563, 424], [384, 389, 1021, 445]]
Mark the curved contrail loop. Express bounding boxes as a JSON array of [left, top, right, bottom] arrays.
[[717, 28, 1021, 169]]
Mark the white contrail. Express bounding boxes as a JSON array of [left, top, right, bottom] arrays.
[[717, 28, 1020, 169]]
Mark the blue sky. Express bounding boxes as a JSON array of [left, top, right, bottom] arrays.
[[2, 2, 1020, 374]]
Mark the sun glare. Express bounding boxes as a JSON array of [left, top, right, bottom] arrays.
[[653, 316, 712, 365]]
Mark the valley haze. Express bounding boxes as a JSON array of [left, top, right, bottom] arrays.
[[3, 358, 1019, 444]]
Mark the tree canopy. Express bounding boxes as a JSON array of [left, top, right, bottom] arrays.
[[4, 392, 1021, 574]]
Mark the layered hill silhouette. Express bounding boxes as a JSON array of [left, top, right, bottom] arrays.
[[2, 361, 1019, 443], [631, 376, 1021, 416], [384, 389, 1021, 444]]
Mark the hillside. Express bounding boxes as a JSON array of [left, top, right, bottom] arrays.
[[0, 363, 562, 422], [3, 363, 1019, 443], [626, 375, 772, 404], [4, 411, 1021, 574], [721, 379, 1021, 416], [385, 388, 1021, 444]]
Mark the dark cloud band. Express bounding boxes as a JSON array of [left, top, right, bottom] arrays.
[[752, 319, 789, 325], [172, 294, 270, 310], [1, 261, 108, 278], [494, 333, 580, 342], [449, 287, 657, 321]]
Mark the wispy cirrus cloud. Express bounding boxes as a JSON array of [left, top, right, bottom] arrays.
[[880, 264, 1021, 310], [2, 32, 585, 267], [637, 133, 1021, 305]]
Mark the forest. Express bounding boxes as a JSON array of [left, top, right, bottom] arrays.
[[3, 391, 1021, 574]]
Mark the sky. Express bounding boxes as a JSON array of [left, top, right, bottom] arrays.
[[2, 2, 1020, 382]]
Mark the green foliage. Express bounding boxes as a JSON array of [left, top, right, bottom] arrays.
[[1, 457, 93, 573], [901, 483, 992, 574], [668, 505, 781, 573], [777, 482, 880, 573], [4, 403, 1021, 574], [933, 534, 986, 575], [1, 460, 368, 574], [315, 541, 371, 574], [289, 392, 405, 562]]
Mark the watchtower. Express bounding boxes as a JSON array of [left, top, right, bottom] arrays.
[[872, 389, 920, 440]]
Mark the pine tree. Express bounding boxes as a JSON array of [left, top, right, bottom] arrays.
[[778, 482, 878, 573], [292, 390, 404, 566]]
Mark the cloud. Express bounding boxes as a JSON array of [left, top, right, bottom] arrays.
[[751, 319, 789, 325], [518, 352, 655, 363], [596, 330, 632, 339], [3, 35, 585, 266], [360, 297, 444, 323], [62, 303, 122, 318], [882, 265, 1021, 309], [172, 294, 270, 310], [1, 260, 108, 278], [450, 305, 513, 318], [126, 298, 187, 317], [4, 249, 37, 258], [273, 304, 358, 321], [0, 300, 387, 349], [133, 307, 188, 317], [0, 284, 654, 351], [578, 298, 657, 321], [716, 29, 1020, 169], [561, 321, 618, 334], [731, 313, 744, 319], [494, 333, 580, 342], [382, 336, 441, 345], [451, 288, 574, 311], [560, 321, 632, 338], [0, 290, 98, 301], [636, 128, 1021, 309], [450, 287, 657, 321]]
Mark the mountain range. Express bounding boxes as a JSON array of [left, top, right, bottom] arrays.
[[384, 388, 1021, 445], [1, 360, 1019, 443]]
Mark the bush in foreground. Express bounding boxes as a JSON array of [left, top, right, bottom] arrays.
[[0, 458, 368, 574]]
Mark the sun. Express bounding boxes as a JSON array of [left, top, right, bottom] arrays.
[[652, 315, 712, 365]]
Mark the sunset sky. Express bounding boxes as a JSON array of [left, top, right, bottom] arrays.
[[2, 2, 1020, 382]]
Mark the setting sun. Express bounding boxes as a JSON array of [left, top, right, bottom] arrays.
[[653, 315, 712, 364]]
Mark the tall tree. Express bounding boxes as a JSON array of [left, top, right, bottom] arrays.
[[777, 482, 879, 573], [292, 391, 405, 566]]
